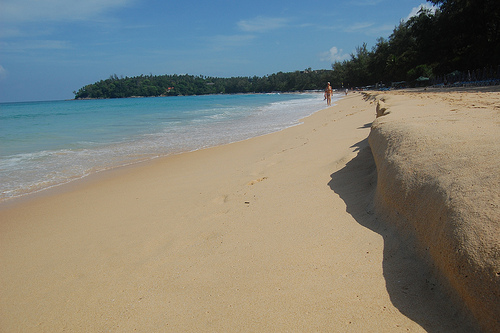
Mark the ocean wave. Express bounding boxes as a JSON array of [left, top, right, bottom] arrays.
[[1, 92, 330, 201]]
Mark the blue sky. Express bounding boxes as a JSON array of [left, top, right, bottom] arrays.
[[0, 0, 434, 102]]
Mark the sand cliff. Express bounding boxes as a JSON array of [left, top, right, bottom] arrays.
[[367, 88, 500, 332]]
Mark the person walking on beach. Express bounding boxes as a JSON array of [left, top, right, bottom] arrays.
[[325, 82, 333, 106]]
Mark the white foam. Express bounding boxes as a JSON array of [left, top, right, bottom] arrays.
[[1, 93, 335, 201]]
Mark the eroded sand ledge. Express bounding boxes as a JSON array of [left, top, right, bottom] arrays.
[[367, 88, 500, 332]]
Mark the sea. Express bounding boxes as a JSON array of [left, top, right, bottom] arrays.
[[0, 92, 339, 202]]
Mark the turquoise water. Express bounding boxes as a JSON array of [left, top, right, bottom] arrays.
[[0, 93, 337, 201]]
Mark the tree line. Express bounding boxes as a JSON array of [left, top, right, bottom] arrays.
[[74, 0, 499, 99], [330, 0, 500, 89], [73, 70, 336, 99]]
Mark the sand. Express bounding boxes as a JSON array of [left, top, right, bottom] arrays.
[[367, 87, 500, 332], [1, 88, 496, 332]]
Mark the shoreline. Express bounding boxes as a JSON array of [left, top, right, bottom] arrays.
[[1, 89, 493, 331], [0, 92, 328, 204], [0, 114, 318, 209]]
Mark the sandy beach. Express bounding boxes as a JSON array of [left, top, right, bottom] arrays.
[[1, 88, 498, 332]]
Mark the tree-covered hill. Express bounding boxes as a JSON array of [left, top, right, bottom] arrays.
[[73, 70, 335, 99]]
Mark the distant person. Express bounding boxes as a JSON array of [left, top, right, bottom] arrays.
[[324, 82, 333, 106], [345, 88, 348, 95]]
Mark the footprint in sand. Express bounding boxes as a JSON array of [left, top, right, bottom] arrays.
[[212, 194, 229, 204], [247, 177, 268, 186]]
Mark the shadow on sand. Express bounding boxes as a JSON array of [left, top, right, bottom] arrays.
[[328, 138, 478, 332]]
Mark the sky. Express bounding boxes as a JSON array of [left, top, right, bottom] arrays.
[[0, 0, 435, 103]]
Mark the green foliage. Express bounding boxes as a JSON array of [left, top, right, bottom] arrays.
[[329, 0, 499, 88], [74, 70, 335, 99]]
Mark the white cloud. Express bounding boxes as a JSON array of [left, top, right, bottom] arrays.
[[237, 16, 289, 33], [0, 65, 7, 80], [370, 24, 396, 35], [350, 0, 384, 5], [320, 46, 350, 62], [0, 28, 24, 39], [211, 34, 256, 44], [2, 40, 71, 52], [344, 22, 374, 33], [406, 3, 438, 20], [208, 34, 256, 50], [28, 40, 71, 50], [0, 0, 134, 22], [343, 21, 394, 36]]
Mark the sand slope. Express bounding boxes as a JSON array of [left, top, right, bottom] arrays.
[[0, 91, 485, 332], [368, 88, 500, 332]]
